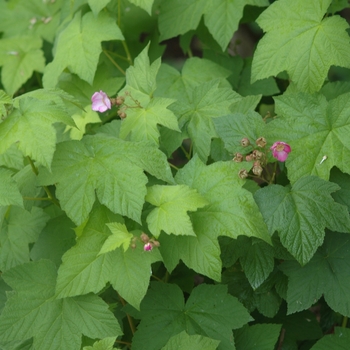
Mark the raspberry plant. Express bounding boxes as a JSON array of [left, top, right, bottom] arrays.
[[1, 0, 350, 349]]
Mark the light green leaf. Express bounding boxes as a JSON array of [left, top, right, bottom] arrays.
[[280, 232, 350, 316], [88, 0, 112, 16], [0, 168, 23, 208], [234, 324, 282, 350], [132, 283, 252, 350], [310, 327, 350, 350], [38, 134, 174, 225], [0, 206, 49, 271], [43, 11, 124, 88], [158, 155, 270, 281], [0, 96, 74, 168], [0, 260, 121, 350], [267, 92, 350, 184], [252, 0, 350, 92], [83, 337, 116, 350], [161, 331, 220, 350], [0, 36, 45, 95], [0, 89, 12, 117], [98, 222, 133, 254], [204, 0, 269, 51], [55, 204, 162, 309], [330, 167, 350, 212], [119, 97, 180, 145], [128, 0, 154, 15], [145, 184, 209, 237], [254, 176, 350, 265]]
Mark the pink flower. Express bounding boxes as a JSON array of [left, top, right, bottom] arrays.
[[91, 90, 111, 112], [270, 141, 291, 162], [144, 243, 153, 251]]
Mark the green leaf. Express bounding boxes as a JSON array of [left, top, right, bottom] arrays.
[[88, 0, 112, 16], [310, 327, 350, 350], [0, 96, 74, 168], [234, 324, 281, 350], [252, 0, 350, 92], [0, 260, 121, 350], [0, 89, 12, 116], [55, 204, 162, 309], [128, 0, 154, 15], [0, 168, 23, 208], [83, 337, 116, 350], [280, 231, 350, 316], [240, 239, 275, 290], [0, 206, 49, 271], [0, 36, 45, 95], [158, 155, 270, 281], [254, 176, 350, 265], [330, 167, 350, 211], [43, 11, 124, 88], [269, 92, 350, 184], [99, 222, 133, 254], [38, 134, 174, 225], [161, 331, 220, 350], [145, 184, 209, 237], [132, 282, 252, 350]]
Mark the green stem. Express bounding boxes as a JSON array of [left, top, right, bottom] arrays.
[[103, 50, 126, 75], [342, 316, 348, 328], [117, 0, 121, 28], [122, 41, 133, 66], [27, 156, 60, 208], [23, 197, 52, 201], [168, 162, 179, 171], [118, 294, 136, 335], [269, 161, 278, 185], [151, 274, 163, 282]]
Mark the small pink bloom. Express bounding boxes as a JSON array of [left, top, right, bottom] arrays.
[[270, 141, 291, 162], [144, 243, 153, 251], [91, 90, 111, 112]]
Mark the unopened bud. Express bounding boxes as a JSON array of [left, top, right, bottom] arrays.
[[238, 169, 248, 179], [245, 154, 254, 162], [252, 161, 263, 176], [152, 240, 160, 248], [241, 137, 250, 147], [140, 232, 150, 243], [116, 96, 125, 105], [233, 153, 243, 162], [256, 137, 267, 148], [144, 242, 153, 251], [118, 110, 127, 119]]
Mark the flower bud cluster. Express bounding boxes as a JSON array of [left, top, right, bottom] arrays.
[[235, 137, 291, 181], [140, 232, 160, 252]]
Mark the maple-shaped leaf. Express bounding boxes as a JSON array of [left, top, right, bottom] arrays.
[[43, 11, 124, 88], [128, 0, 154, 15], [0, 260, 122, 350], [119, 45, 180, 144], [252, 0, 350, 93], [174, 81, 241, 162], [0, 206, 49, 271], [254, 176, 350, 265], [310, 327, 350, 350], [266, 92, 350, 184], [38, 134, 174, 225], [0, 36, 45, 95], [132, 282, 252, 350], [280, 232, 350, 317], [158, 155, 270, 281], [55, 204, 162, 309], [98, 222, 133, 254], [158, 0, 268, 50], [83, 337, 116, 350], [161, 331, 220, 350], [0, 96, 75, 168], [145, 184, 209, 237], [0, 168, 23, 208]]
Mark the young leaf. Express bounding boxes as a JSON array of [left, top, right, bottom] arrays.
[[83, 337, 116, 350], [0, 206, 49, 271], [145, 184, 209, 237], [252, 0, 350, 92], [0, 168, 23, 208], [38, 134, 174, 225], [280, 231, 350, 317], [0, 96, 75, 169], [254, 176, 350, 265], [267, 92, 350, 184], [99, 222, 133, 254], [158, 155, 270, 281], [0, 260, 122, 350], [43, 11, 124, 88], [55, 204, 162, 309], [161, 331, 220, 350], [132, 282, 252, 350], [0, 36, 45, 94]]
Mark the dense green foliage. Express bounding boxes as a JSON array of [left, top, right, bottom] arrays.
[[1, 0, 350, 349]]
